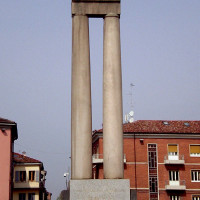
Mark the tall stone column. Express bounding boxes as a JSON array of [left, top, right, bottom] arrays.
[[71, 14, 92, 179], [103, 14, 124, 179]]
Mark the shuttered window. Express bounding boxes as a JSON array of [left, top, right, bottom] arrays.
[[29, 171, 35, 181], [168, 145, 178, 155], [36, 171, 40, 182], [28, 193, 35, 200], [190, 145, 200, 156], [19, 193, 26, 200], [15, 171, 20, 182], [15, 171, 26, 182]]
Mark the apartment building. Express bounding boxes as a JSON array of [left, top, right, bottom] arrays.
[[13, 152, 48, 200], [0, 117, 18, 200], [92, 120, 200, 200]]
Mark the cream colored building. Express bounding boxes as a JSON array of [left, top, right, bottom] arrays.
[[13, 153, 48, 200]]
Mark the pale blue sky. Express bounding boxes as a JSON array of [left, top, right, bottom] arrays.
[[0, 0, 199, 199]]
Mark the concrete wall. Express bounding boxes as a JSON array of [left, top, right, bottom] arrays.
[[0, 128, 12, 200]]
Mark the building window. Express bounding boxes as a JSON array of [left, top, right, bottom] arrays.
[[170, 196, 180, 200], [15, 171, 26, 182], [29, 171, 35, 181], [191, 170, 200, 182], [19, 193, 26, 200], [192, 196, 200, 200], [168, 144, 178, 160], [168, 144, 178, 156], [190, 145, 200, 157], [28, 193, 35, 200], [148, 144, 158, 199], [169, 170, 179, 181], [149, 177, 158, 193]]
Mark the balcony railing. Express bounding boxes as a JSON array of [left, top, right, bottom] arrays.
[[165, 180, 186, 190], [164, 155, 185, 165], [92, 154, 126, 164]]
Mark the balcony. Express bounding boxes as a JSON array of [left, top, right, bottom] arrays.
[[92, 154, 126, 164], [164, 154, 185, 165], [165, 180, 186, 190]]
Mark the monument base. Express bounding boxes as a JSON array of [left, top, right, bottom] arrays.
[[69, 179, 130, 200]]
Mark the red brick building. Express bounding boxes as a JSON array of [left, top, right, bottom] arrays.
[[0, 117, 18, 200], [92, 120, 200, 200]]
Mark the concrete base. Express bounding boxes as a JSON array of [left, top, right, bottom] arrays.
[[69, 179, 130, 200]]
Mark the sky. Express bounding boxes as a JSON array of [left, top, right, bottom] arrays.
[[0, 0, 200, 199]]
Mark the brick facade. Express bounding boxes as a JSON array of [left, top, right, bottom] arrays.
[[92, 120, 200, 200]]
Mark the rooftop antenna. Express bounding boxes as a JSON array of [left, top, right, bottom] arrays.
[[125, 83, 135, 123], [129, 83, 135, 110]]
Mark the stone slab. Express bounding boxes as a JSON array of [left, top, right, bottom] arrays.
[[72, 2, 120, 16], [69, 179, 130, 200]]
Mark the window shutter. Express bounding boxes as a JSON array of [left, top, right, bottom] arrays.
[[190, 145, 200, 153], [15, 171, 19, 182], [36, 171, 40, 182], [168, 145, 178, 153]]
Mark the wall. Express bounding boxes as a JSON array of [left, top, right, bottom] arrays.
[[14, 165, 40, 188], [93, 135, 200, 199], [13, 189, 39, 200], [0, 128, 12, 200]]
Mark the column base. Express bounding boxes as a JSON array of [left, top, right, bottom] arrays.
[[69, 179, 130, 200]]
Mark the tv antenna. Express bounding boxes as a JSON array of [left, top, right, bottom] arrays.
[[125, 83, 135, 123], [129, 83, 135, 109]]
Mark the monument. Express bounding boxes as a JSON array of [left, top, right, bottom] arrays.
[[70, 0, 130, 199]]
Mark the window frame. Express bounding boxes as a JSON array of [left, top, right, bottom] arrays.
[[190, 144, 200, 157], [169, 170, 179, 181], [168, 144, 179, 156], [19, 193, 26, 200], [28, 193, 35, 200], [170, 195, 180, 200], [20, 171, 26, 182], [29, 171, 35, 182], [15, 171, 26, 182], [192, 195, 200, 200], [191, 170, 200, 182]]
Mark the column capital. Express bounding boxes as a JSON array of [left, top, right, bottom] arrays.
[[105, 13, 120, 18], [72, 14, 88, 17]]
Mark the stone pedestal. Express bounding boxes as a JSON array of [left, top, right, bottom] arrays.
[[69, 179, 130, 200]]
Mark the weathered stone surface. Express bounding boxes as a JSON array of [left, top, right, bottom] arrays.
[[103, 14, 123, 179], [71, 14, 92, 179], [72, 1, 120, 16], [69, 179, 130, 200]]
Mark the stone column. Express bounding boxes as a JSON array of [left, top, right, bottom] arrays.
[[71, 14, 92, 179], [103, 14, 124, 179]]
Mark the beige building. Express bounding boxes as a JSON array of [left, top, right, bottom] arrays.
[[13, 152, 49, 200]]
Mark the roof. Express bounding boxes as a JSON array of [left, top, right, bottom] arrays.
[[0, 117, 18, 140], [13, 152, 42, 164], [0, 117, 16, 124], [94, 120, 200, 134]]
